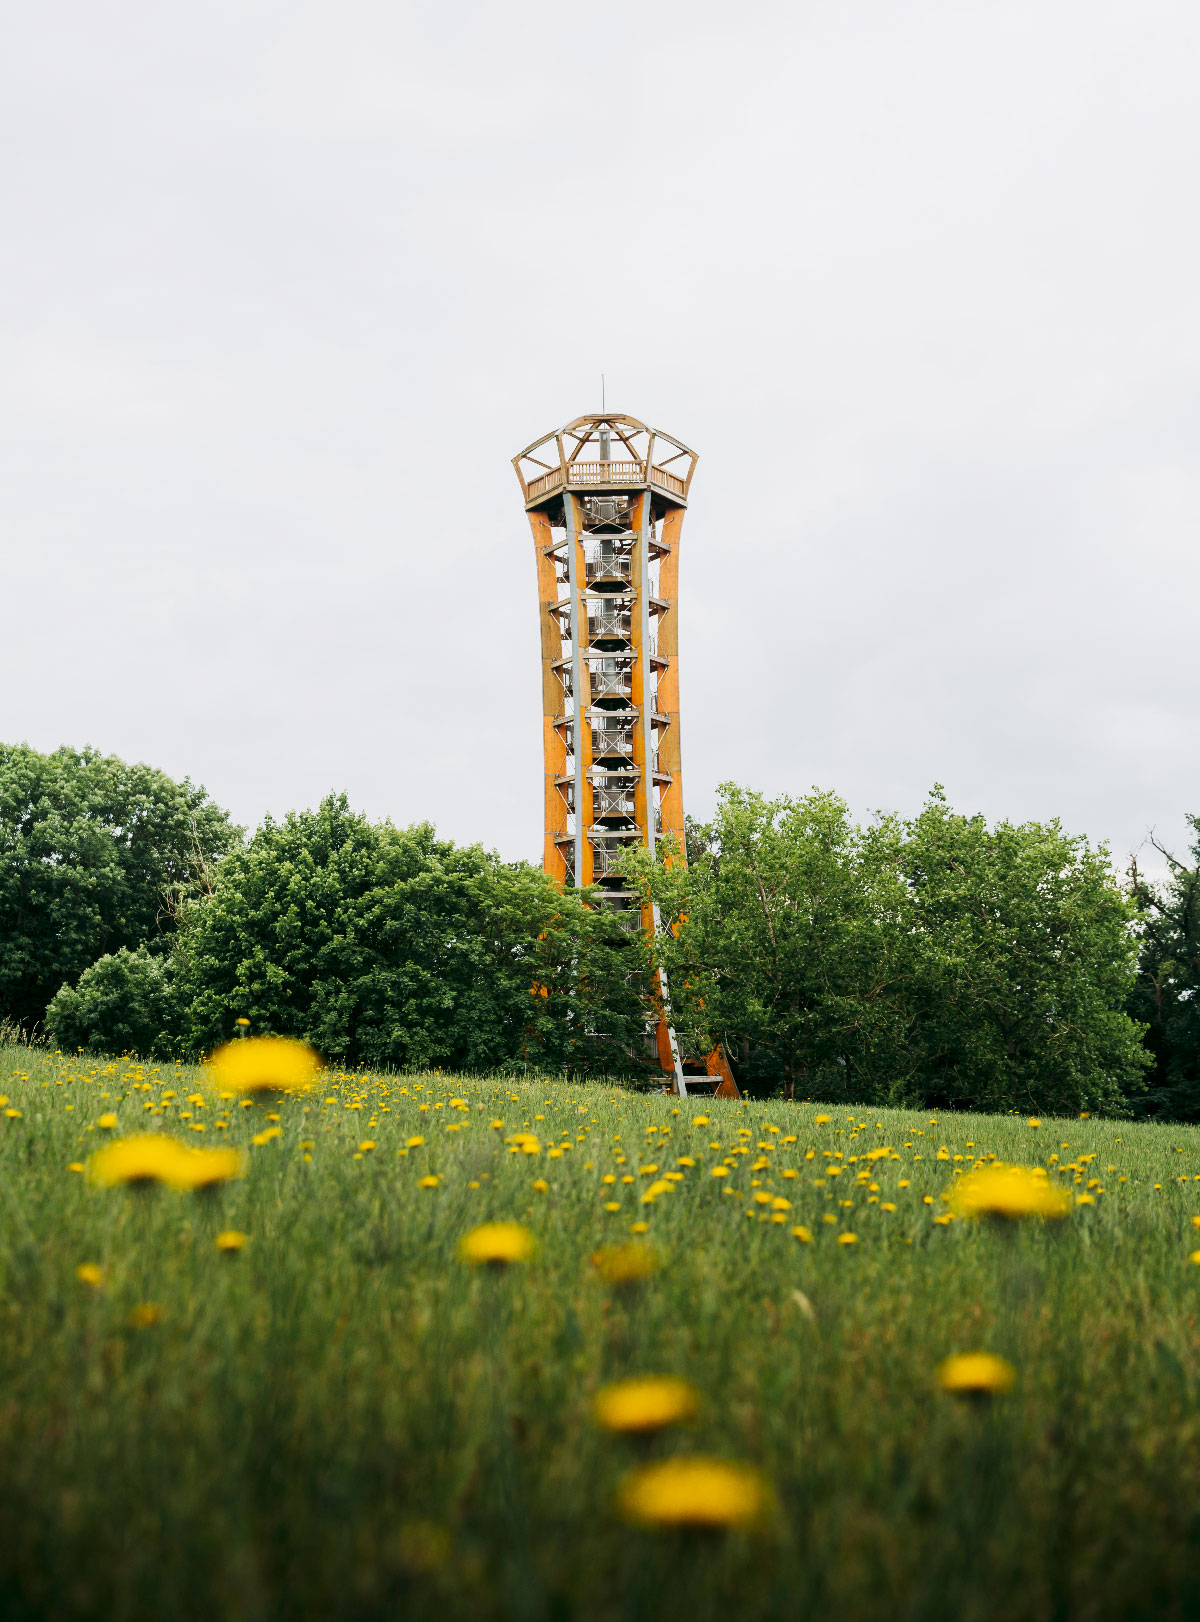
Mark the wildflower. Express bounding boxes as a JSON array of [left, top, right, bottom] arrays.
[[358, 1140, 377, 1152], [639, 1164, 659, 1176], [837, 1232, 859, 1245], [209, 1036, 321, 1096], [97, 1113, 119, 1130], [771, 1197, 791, 1211], [591, 1244, 658, 1285], [215, 1230, 247, 1253], [1190, 1251, 1200, 1266], [173, 1147, 247, 1191], [129, 1303, 163, 1328], [604, 1201, 621, 1212], [531, 1178, 549, 1194], [710, 1166, 730, 1179], [618, 1458, 770, 1529], [88, 1134, 189, 1189], [251, 1127, 282, 1147], [1027, 1118, 1041, 1128], [459, 1222, 534, 1267], [76, 1263, 103, 1287], [235, 1017, 250, 1027], [68, 1162, 84, 1173], [792, 1226, 813, 1242], [814, 1114, 830, 1125], [418, 1175, 440, 1190], [952, 1164, 1071, 1220], [406, 1136, 426, 1149], [593, 1377, 699, 1434], [630, 1220, 649, 1234], [937, 1352, 1016, 1397]]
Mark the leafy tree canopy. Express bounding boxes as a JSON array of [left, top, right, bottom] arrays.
[[631, 783, 1149, 1113], [1129, 819, 1200, 1119], [1, 743, 238, 1032], [174, 795, 657, 1076]]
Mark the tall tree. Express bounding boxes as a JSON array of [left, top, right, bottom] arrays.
[[0, 743, 237, 1032], [632, 783, 1150, 1112], [1128, 821, 1200, 1118], [175, 795, 657, 1076]]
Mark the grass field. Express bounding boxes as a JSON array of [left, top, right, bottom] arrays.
[[3, 1043, 1200, 1621]]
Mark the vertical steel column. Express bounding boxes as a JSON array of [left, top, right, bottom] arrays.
[[637, 492, 656, 858], [564, 491, 585, 887]]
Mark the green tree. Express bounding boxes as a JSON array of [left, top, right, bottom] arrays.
[[628, 786, 917, 1100], [0, 743, 237, 1033], [1128, 822, 1200, 1119], [175, 795, 656, 1076], [900, 790, 1150, 1115], [45, 945, 180, 1059], [633, 783, 1150, 1112]]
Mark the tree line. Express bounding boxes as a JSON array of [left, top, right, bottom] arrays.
[[2, 743, 1197, 1116]]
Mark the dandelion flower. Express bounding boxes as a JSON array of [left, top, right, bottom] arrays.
[[593, 1377, 699, 1434], [76, 1263, 103, 1287], [936, 1352, 1016, 1397], [591, 1243, 658, 1285], [68, 1162, 84, 1174], [251, 1127, 282, 1148], [837, 1232, 859, 1245], [1189, 1251, 1200, 1266], [209, 1036, 320, 1096], [459, 1222, 534, 1267], [710, 1165, 730, 1179], [215, 1230, 247, 1253], [952, 1164, 1071, 1220], [88, 1134, 189, 1189], [130, 1303, 163, 1328], [604, 1201, 621, 1212], [418, 1175, 440, 1190], [97, 1113, 119, 1130], [172, 1146, 247, 1191], [792, 1226, 813, 1242], [618, 1458, 770, 1529], [531, 1177, 549, 1194]]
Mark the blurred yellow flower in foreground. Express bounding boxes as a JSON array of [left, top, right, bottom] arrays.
[[174, 1147, 248, 1190], [952, 1164, 1071, 1220], [209, 1036, 321, 1096], [618, 1458, 770, 1529], [937, 1352, 1016, 1397], [88, 1134, 188, 1189], [594, 1377, 699, 1434], [215, 1230, 247, 1253], [459, 1222, 534, 1267], [591, 1243, 659, 1286], [76, 1263, 103, 1287]]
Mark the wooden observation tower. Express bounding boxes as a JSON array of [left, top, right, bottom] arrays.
[[513, 411, 738, 1098]]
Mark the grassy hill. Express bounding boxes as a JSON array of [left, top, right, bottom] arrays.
[[1, 1044, 1199, 1621]]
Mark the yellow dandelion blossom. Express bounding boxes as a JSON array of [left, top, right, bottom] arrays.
[[215, 1230, 247, 1253], [209, 1036, 321, 1096], [792, 1226, 813, 1242], [937, 1352, 1016, 1397], [593, 1377, 699, 1434], [75, 1263, 103, 1287], [67, 1162, 84, 1174], [358, 1140, 377, 1152], [97, 1113, 119, 1130], [129, 1303, 163, 1328], [459, 1222, 534, 1267], [710, 1165, 730, 1179], [88, 1134, 189, 1189], [591, 1243, 658, 1285], [837, 1232, 859, 1245], [1189, 1251, 1200, 1266], [531, 1178, 549, 1194], [172, 1146, 247, 1191], [618, 1458, 770, 1529], [603, 1201, 621, 1212], [952, 1164, 1071, 1220], [251, 1127, 282, 1147]]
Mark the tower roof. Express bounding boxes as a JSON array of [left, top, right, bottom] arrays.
[[512, 413, 698, 511]]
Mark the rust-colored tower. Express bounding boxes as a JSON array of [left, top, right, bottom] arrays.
[[513, 412, 737, 1097]]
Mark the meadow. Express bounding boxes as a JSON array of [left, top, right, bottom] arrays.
[[2, 1045, 1200, 1621]]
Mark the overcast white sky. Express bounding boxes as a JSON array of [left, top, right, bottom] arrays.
[[3, 0, 1198, 873]]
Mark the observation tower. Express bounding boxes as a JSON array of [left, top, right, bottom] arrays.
[[513, 411, 738, 1097]]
